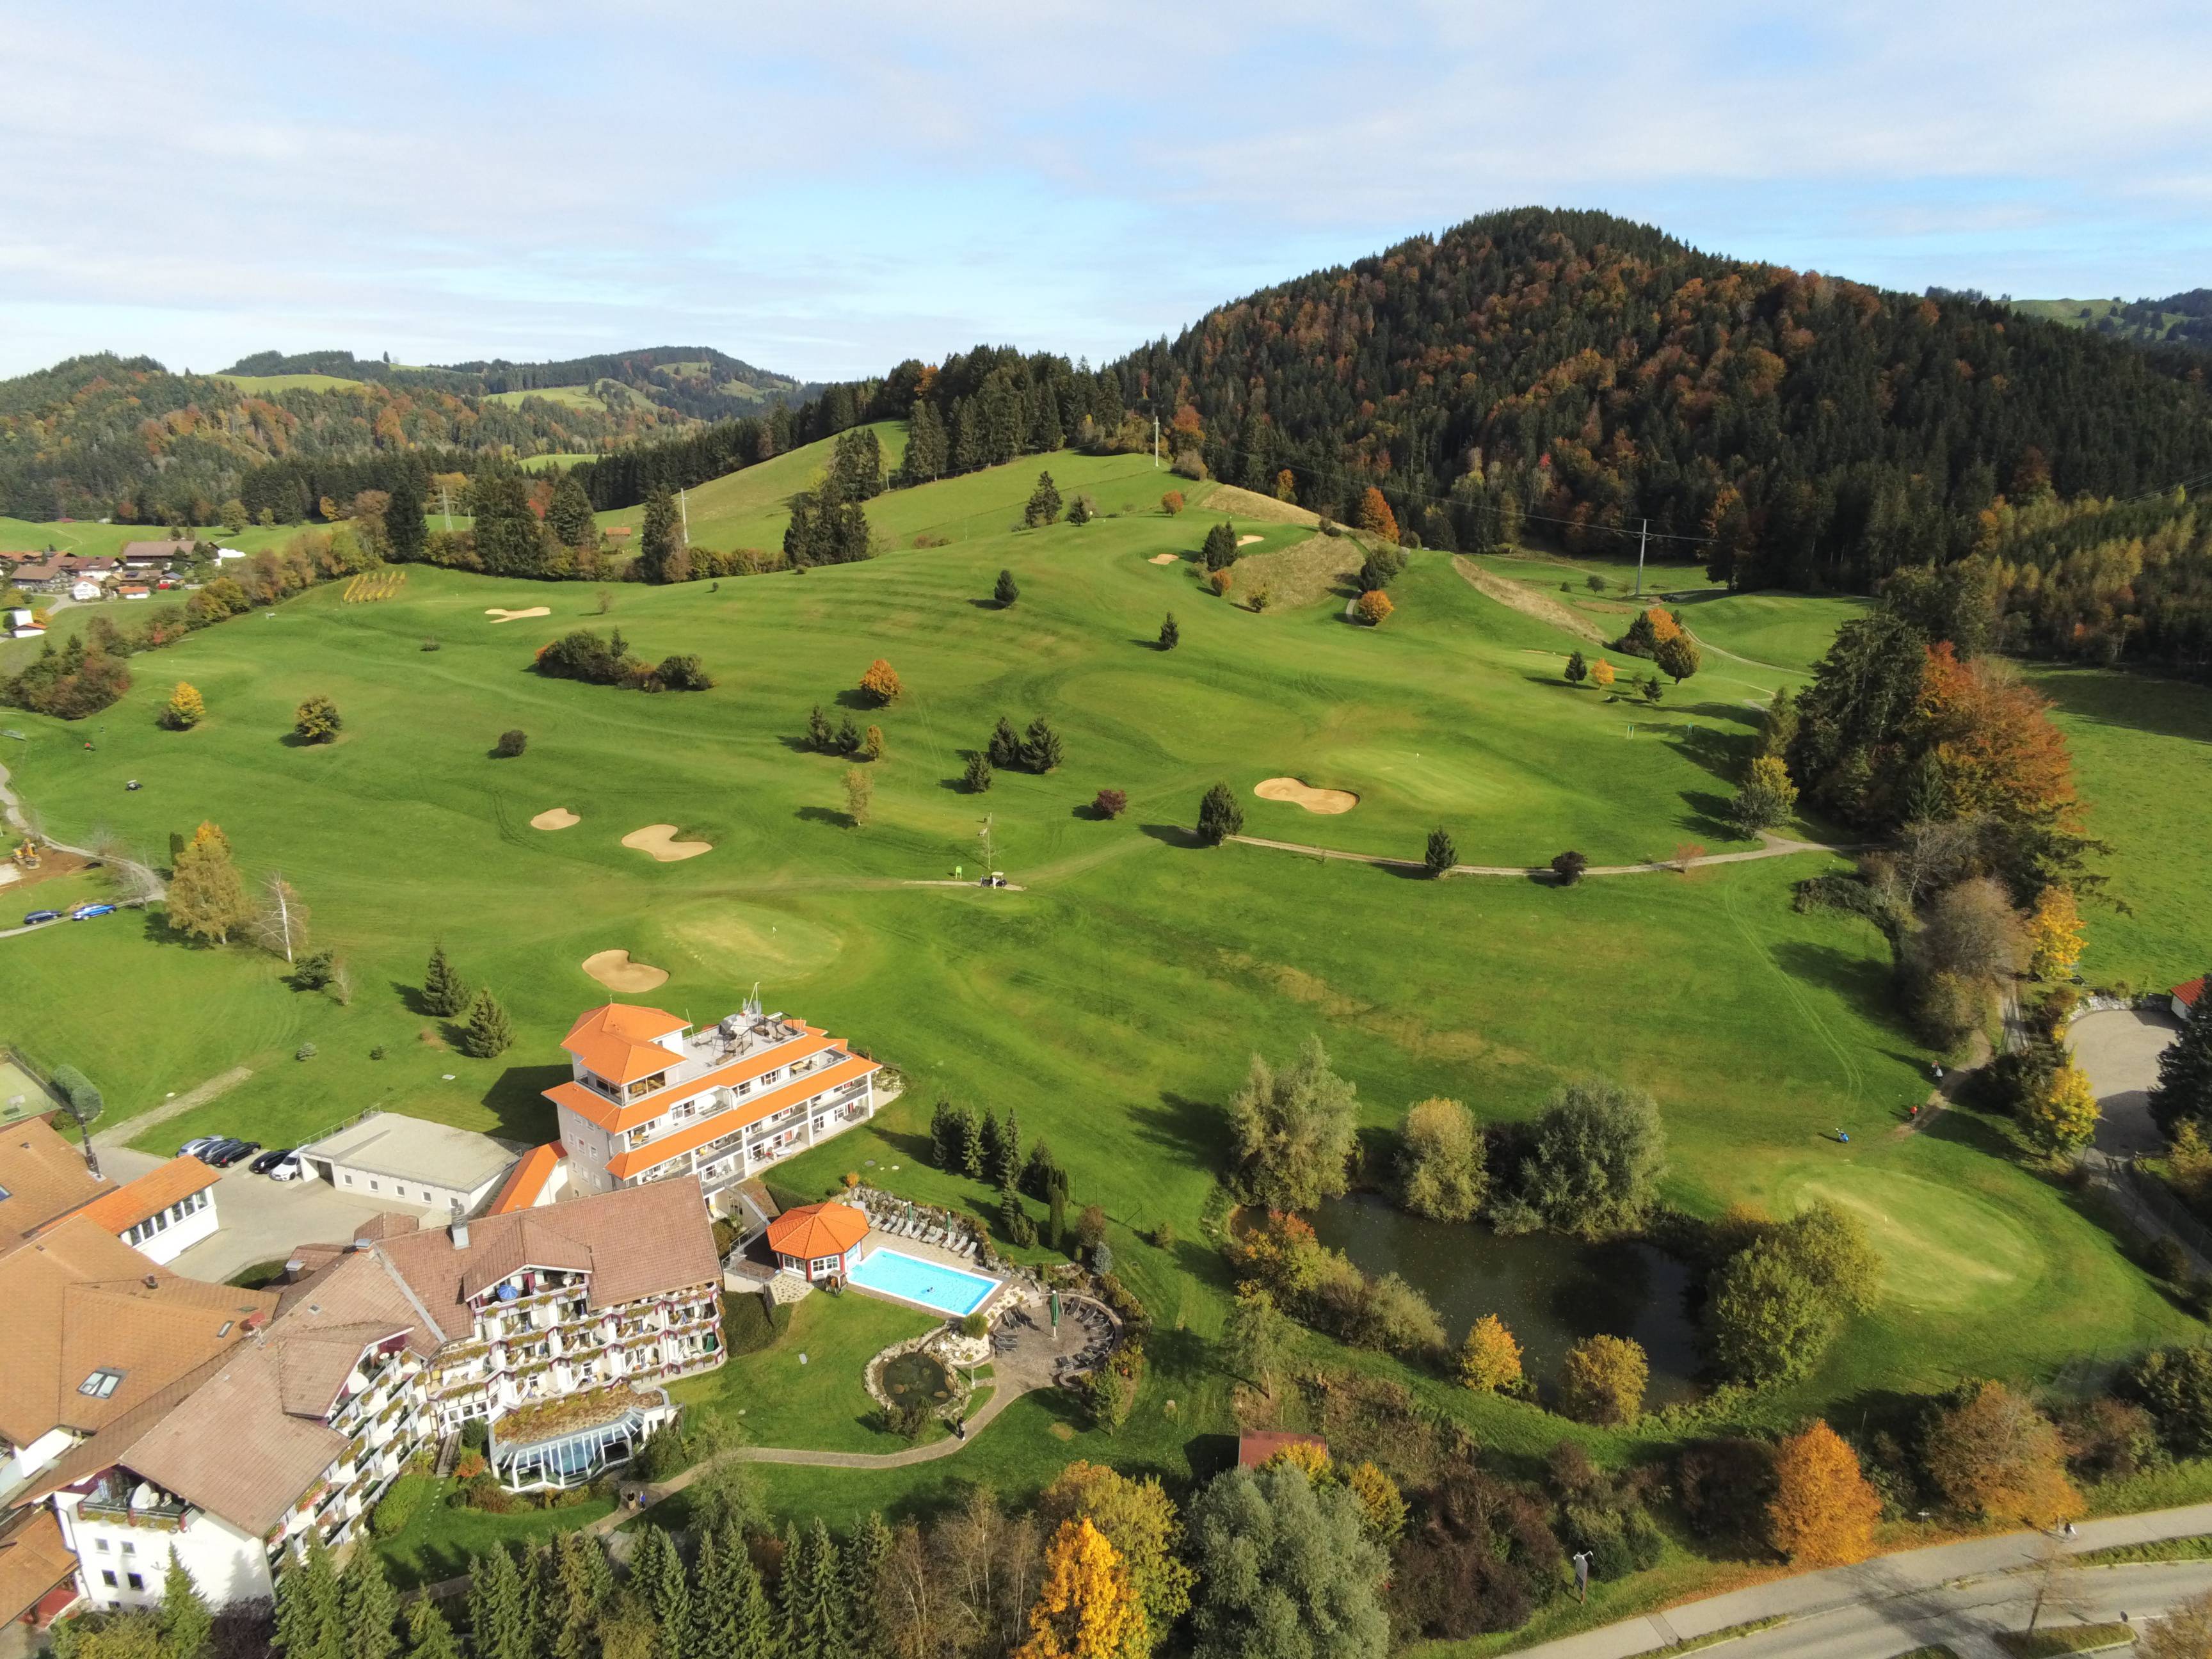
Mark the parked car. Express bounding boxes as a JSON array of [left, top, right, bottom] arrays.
[[198, 1138, 246, 1166], [70, 903, 117, 920], [180, 1135, 224, 1159], [266, 1151, 305, 1182], [249, 1147, 294, 1175], [21, 910, 60, 926], [207, 1139, 261, 1167]]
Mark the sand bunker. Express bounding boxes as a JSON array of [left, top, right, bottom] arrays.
[[622, 824, 713, 862], [1255, 777, 1359, 814], [1237, 534, 1262, 547], [582, 949, 669, 992], [1148, 553, 1178, 565], [531, 807, 580, 831], [486, 606, 552, 623]]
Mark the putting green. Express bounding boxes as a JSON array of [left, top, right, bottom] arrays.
[[1774, 1167, 2041, 1314], [658, 904, 846, 984]]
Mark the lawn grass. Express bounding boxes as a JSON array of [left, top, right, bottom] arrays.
[[376, 1481, 613, 1591], [1992, 1623, 2135, 1658], [3, 445, 2204, 1544], [211, 372, 374, 395], [521, 453, 602, 473], [669, 1291, 940, 1452], [2077, 1532, 2212, 1566]]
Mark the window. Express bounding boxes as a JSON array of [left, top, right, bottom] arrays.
[[119, 1542, 134, 1557], [217, 1321, 232, 1337], [369, 1180, 379, 1192], [342, 1173, 353, 1185], [126, 1573, 143, 1592], [93, 1538, 110, 1553], [78, 1368, 124, 1399], [100, 1570, 116, 1589]]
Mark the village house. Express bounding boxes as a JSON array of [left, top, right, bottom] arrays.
[[5, 606, 42, 638], [38, 1158, 223, 1267], [545, 996, 881, 1208], [2, 1120, 227, 1269], [0, 1119, 111, 1251], [2176, 977, 2205, 1023]]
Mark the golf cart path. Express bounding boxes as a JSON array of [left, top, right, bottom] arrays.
[[1227, 829, 1857, 878], [1513, 1501, 2212, 1659]]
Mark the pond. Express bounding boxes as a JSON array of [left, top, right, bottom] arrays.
[[1308, 1193, 1704, 1407], [878, 1349, 956, 1407]]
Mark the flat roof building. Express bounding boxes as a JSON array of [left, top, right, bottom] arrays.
[[296, 1114, 522, 1218]]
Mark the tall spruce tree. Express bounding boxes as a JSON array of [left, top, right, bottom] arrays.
[[1025, 472, 1063, 527], [632, 1525, 691, 1659], [1022, 718, 1064, 773], [276, 1535, 345, 1659], [422, 942, 467, 1017], [842, 1512, 892, 1656], [1158, 612, 1180, 650], [459, 987, 513, 1057], [339, 1546, 401, 1659], [547, 474, 597, 549], [996, 1107, 1023, 1187], [986, 715, 1024, 769], [547, 1532, 612, 1659], [403, 1600, 461, 1659], [2152, 977, 2212, 1134], [157, 1557, 214, 1659], [977, 1112, 1007, 1185], [781, 1519, 851, 1659], [639, 491, 682, 584], [385, 476, 428, 564], [467, 1545, 529, 1659]]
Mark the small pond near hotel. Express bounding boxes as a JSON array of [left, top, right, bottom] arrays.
[[1308, 1193, 1704, 1407]]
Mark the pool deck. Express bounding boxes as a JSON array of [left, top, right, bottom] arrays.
[[846, 1230, 1006, 1317]]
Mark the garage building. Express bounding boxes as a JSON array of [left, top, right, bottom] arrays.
[[296, 1113, 522, 1218]]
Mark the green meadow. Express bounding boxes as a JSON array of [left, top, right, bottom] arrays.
[[3, 443, 2205, 1553]]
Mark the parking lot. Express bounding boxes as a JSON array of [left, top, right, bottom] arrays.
[[2072, 1006, 2182, 1159], [101, 1142, 451, 1284]]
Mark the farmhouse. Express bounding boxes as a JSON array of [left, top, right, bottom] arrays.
[[2176, 977, 2205, 1023], [294, 1112, 522, 1217], [116, 541, 184, 570], [545, 995, 881, 1207]]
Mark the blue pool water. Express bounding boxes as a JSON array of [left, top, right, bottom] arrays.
[[846, 1246, 1000, 1316]]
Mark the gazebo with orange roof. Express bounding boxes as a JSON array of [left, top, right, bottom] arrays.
[[765, 1201, 870, 1283]]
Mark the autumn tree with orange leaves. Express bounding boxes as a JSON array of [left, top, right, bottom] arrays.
[[1914, 643, 2075, 826], [1357, 488, 1399, 545], [1922, 1380, 2081, 1527], [858, 658, 902, 707], [1014, 1518, 1147, 1659], [1767, 1421, 1882, 1566]]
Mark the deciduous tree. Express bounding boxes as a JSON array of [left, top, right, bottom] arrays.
[[1356, 488, 1399, 545], [1515, 1078, 1666, 1237], [859, 659, 902, 706], [1184, 1462, 1388, 1659], [1558, 1334, 1648, 1425], [1730, 755, 1800, 834], [844, 767, 874, 828], [1766, 1421, 1880, 1566], [1014, 1518, 1146, 1659], [1228, 1037, 1359, 1210], [2022, 1061, 2099, 1155], [2026, 886, 2085, 981], [1458, 1313, 1523, 1393], [1161, 492, 1184, 516], [1655, 634, 1701, 684], [294, 693, 342, 743], [163, 681, 205, 730], [1354, 589, 1393, 626], [166, 820, 251, 944], [1397, 1096, 1486, 1221], [1922, 1380, 2081, 1525], [1221, 1285, 1286, 1390]]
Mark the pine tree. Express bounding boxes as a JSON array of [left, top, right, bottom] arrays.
[[958, 1106, 985, 1178], [835, 715, 862, 756], [781, 1519, 853, 1659], [1022, 718, 1065, 773], [547, 475, 597, 549], [1563, 650, 1588, 685], [995, 569, 1020, 607], [978, 1110, 1007, 1183], [1196, 783, 1243, 846], [1158, 612, 1179, 650], [639, 492, 682, 584], [403, 1600, 461, 1659], [459, 988, 513, 1057], [632, 1525, 692, 1659], [930, 1097, 960, 1167], [276, 1535, 345, 1659], [995, 1107, 1023, 1187], [547, 1532, 613, 1659], [422, 942, 467, 1017], [1046, 1174, 1068, 1252], [1022, 1135, 1059, 1199], [1424, 826, 1457, 878], [999, 1178, 1036, 1247], [807, 705, 835, 752], [386, 475, 428, 563], [1025, 472, 1063, 528], [963, 752, 993, 793], [986, 715, 1024, 769], [167, 820, 251, 944], [467, 1545, 528, 1659], [2152, 976, 2212, 1135], [340, 1546, 401, 1659], [157, 1556, 214, 1659], [1201, 520, 1238, 571]]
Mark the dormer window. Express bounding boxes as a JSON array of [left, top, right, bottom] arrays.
[[78, 1368, 125, 1399]]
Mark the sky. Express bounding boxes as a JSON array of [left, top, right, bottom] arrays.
[[3, 0, 2210, 383]]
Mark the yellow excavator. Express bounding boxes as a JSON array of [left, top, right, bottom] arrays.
[[10, 838, 40, 872]]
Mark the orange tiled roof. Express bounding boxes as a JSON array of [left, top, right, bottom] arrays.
[[2178, 977, 2206, 1010], [767, 1202, 868, 1258], [0, 1509, 78, 1627], [545, 1027, 838, 1134], [0, 1118, 108, 1245], [561, 1004, 689, 1086], [604, 1054, 880, 1180], [485, 1143, 561, 1215], [69, 1155, 220, 1237]]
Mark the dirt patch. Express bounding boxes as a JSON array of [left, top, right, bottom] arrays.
[[1233, 534, 1361, 609], [486, 606, 552, 623], [1237, 534, 1262, 547], [2, 847, 95, 893], [1452, 556, 1606, 643], [531, 807, 580, 831], [582, 949, 669, 992], [1148, 553, 1179, 565], [1255, 777, 1359, 814], [1200, 483, 1322, 527], [622, 824, 712, 862]]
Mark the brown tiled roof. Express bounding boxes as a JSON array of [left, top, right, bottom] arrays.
[[118, 541, 186, 561], [0, 1118, 108, 1245], [374, 1177, 719, 1341], [0, 1218, 276, 1448], [0, 1507, 79, 1626], [1237, 1429, 1328, 1468], [63, 1155, 219, 1237]]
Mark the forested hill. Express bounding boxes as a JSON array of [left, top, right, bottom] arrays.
[[1112, 207, 2212, 592], [0, 354, 685, 523], [221, 346, 823, 421]]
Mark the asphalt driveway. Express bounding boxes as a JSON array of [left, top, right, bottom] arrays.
[[2072, 1006, 2181, 1158]]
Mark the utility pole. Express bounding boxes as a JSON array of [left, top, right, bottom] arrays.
[[979, 813, 995, 875], [1153, 412, 1160, 470], [440, 485, 453, 532], [1634, 518, 1648, 598], [678, 487, 689, 548]]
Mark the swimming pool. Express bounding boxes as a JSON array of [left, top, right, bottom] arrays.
[[847, 1246, 1001, 1317]]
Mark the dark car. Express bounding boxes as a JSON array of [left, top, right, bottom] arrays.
[[207, 1139, 262, 1167], [197, 1138, 246, 1166], [22, 910, 60, 926], [180, 1135, 224, 1159], [249, 1147, 294, 1175]]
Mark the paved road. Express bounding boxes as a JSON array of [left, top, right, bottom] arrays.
[[1228, 829, 1856, 879], [1515, 1503, 2212, 1659]]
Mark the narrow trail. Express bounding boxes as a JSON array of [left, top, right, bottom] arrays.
[[1226, 829, 1859, 879]]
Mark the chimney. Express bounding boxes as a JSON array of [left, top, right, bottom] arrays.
[[351, 1237, 373, 1251], [141, 1274, 159, 1290], [450, 1220, 470, 1251]]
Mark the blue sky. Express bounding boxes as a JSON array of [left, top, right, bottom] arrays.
[[2, 0, 2208, 381]]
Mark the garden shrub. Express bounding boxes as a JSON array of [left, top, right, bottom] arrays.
[[721, 1295, 790, 1357], [369, 1473, 432, 1538]]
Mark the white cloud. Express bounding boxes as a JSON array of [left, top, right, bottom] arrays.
[[0, 0, 2207, 378]]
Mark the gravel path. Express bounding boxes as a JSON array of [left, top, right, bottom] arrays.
[[1227, 828, 1855, 879]]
